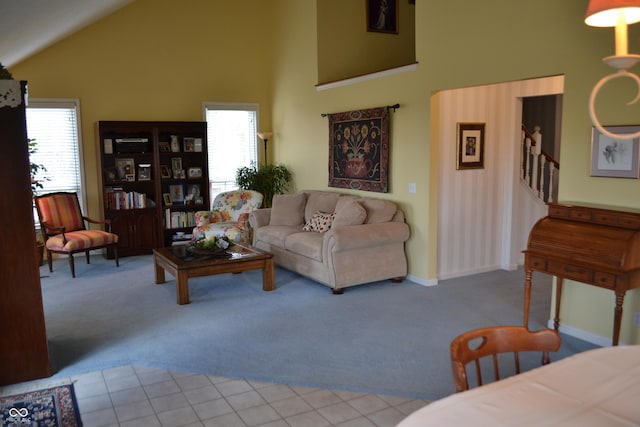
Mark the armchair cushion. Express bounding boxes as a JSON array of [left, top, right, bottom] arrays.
[[46, 230, 118, 252]]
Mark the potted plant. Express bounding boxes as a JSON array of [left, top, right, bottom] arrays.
[[0, 62, 12, 79], [235, 163, 292, 208], [29, 138, 47, 266]]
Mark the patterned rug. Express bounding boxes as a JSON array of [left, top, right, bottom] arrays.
[[0, 383, 82, 426]]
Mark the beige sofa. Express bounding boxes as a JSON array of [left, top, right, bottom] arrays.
[[249, 190, 410, 293]]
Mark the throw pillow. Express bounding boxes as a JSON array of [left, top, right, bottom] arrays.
[[332, 199, 367, 227], [269, 192, 307, 226], [359, 198, 397, 224], [304, 191, 340, 223], [303, 211, 336, 233]]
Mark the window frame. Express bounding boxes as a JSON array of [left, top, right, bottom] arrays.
[[202, 102, 260, 201], [26, 98, 86, 215]]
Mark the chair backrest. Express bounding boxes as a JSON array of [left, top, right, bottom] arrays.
[[450, 325, 561, 392], [34, 192, 86, 235], [211, 190, 264, 222]]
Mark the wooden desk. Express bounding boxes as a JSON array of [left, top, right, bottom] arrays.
[[397, 345, 640, 426], [523, 203, 640, 345]]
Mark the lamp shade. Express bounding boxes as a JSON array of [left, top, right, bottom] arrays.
[[586, 0, 640, 26], [257, 131, 272, 141]]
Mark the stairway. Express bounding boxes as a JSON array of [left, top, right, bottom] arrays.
[[521, 125, 558, 204]]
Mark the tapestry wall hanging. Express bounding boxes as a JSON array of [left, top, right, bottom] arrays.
[[328, 106, 389, 193]]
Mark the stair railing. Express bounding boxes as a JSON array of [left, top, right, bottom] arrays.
[[521, 125, 559, 204]]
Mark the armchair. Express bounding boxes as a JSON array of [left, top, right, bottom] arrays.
[[192, 190, 263, 244], [34, 192, 119, 278]]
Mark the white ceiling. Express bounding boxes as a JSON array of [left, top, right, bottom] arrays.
[[0, 0, 133, 67]]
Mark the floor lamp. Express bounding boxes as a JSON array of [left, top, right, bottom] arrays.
[[257, 131, 272, 165]]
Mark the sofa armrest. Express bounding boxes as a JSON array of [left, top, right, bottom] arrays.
[[327, 222, 410, 252], [249, 208, 272, 229]]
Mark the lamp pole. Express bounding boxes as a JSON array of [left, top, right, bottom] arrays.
[[257, 132, 272, 166]]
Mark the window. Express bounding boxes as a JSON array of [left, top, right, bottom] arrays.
[[26, 99, 85, 221], [203, 102, 259, 201]]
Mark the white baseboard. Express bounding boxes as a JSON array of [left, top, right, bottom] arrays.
[[547, 320, 616, 347], [407, 274, 437, 287]]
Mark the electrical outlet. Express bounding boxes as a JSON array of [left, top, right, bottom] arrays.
[[634, 311, 640, 327]]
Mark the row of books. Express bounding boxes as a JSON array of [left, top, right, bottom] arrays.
[[164, 209, 197, 229], [105, 188, 149, 210]]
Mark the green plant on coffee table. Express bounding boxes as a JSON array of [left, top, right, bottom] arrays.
[[190, 235, 231, 254]]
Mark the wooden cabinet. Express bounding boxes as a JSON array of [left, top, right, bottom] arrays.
[[0, 80, 51, 384], [97, 121, 209, 255], [523, 202, 640, 346]]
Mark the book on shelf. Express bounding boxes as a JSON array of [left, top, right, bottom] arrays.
[[164, 208, 197, 229], [104, 188, 148, 210]]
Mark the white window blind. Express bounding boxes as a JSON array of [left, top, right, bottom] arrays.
[[26, 99, 85, 213], [203, 103, 259, 201]]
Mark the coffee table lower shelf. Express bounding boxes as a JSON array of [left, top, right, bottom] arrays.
[[153, 245, 275, 305]]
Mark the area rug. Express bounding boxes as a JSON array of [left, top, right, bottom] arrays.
[[0, 384, 82, 426]]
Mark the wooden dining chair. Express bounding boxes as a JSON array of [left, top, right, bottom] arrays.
[[450, 325, 561, 392], [34, 192, 119, 278]]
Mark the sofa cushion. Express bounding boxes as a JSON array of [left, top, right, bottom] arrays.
[[255, 225, 302, 247], [284, 231, 324, 261], [270, 193, 306, 226], [304, 191, 340, 222], [303, 211, 336, 233], [333, 198, 367, 227], [359, 198, 397, 224]]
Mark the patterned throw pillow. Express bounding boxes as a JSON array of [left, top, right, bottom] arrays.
[[303, 211, 336, 233]]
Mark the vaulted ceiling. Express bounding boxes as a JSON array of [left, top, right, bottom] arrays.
[[0, 0, 133, 67]]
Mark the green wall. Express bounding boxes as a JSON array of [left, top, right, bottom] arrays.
[[11, 0, 640, 343]]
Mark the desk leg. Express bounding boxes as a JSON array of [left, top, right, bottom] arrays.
[[524, 269, 532, 328], [262, 258, 275, 291], [612, 291, 626, 346], [553, 277, 563, 331], [154, 258, 166, 285], [176, 271, 190, 305]]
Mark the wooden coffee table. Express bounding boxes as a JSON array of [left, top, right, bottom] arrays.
[[153, 244, 275, 305]]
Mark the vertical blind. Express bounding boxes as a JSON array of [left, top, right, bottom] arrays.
[[26, 100, 84, 211], [204, 103, 258, 200]]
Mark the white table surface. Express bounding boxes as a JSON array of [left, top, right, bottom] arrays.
[[397, 345, 640, 427]]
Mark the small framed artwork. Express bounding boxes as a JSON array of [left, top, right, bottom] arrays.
[[194, 138, 203, 152], [163, 193, 172, 206], [104, 166, 118, 183], [171, 157, 182, 171], [367, 0, 399, 34], [456, 123, 485, 170], [159, 141, 171, 152], [125, 174, 136, 182], [168, 184, 185, 205], [185, 184, 201, 204], [183, 137, 195, 152], [173, 169, 186, 179], [160, 165, 172, 179], [590, 125, 640, 178], [115, 158, 135, 180], [138, 163, 151, 181], [188, 166, 202, 178]]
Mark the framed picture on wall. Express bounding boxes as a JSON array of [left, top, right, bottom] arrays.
[[367, 0, 399, 34], [456, 122, 485, 170], [168, 184, 185, 205], [590, 125, 640, 178]]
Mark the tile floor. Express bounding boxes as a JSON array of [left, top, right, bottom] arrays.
[[1, 365, 429, 427]]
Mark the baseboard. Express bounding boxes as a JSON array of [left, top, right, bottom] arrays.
[[548, 320, 616, 347], [437, 264, 502, 280], [406, 274, 437, 287]]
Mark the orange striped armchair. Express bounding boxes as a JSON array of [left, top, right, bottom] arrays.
[[34, 192, 119, 277]]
